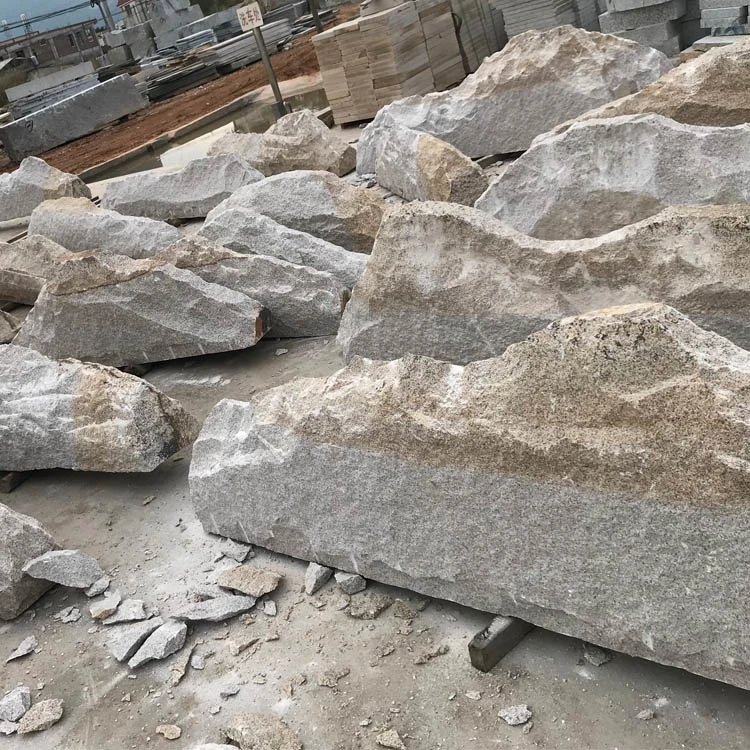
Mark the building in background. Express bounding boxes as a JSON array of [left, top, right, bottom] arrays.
[[0, 20, 101, 67], [118, 0, 152, 28]]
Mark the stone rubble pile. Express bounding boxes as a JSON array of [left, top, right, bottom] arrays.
[[209, 109, 357, 177], [0, 157, 91, 223], [357, 25, 670, 169], [99, 155, 264, 222], [475, 114, 750, 239], [339, 201, 750, 363], [191, 303, 750, 690]]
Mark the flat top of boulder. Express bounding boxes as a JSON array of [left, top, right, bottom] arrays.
[[241, 303, 750, 506]]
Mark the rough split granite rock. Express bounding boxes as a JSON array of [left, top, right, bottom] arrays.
[[23, 549, 104, 588], [173, 595, 256, 622], [198, 209, 367, 290], [156, 237, 348, 337], [209, 109, 356, 177], [0, 344, 198, 472], [107, 617, 164, 662], [191, 303, 750, 690], [338, 202, 750, 363], [305, 562, 333, 595], [217, 566, 281, 598], [28, 198, 181, 259], [16, 698, 63, 734], [0, 234, 80, 305], [128, 619, 187, 669], [208, 171, 386, 253], [356, 25, 670, 171], [564, 37, 750, 129], [372, 125, 488, 205], [0, 157, 90, 223], [475, 114, 750, 239], [14, 252, 270, 366], [0, 687, 31, 723], [100, 155, 264, 221], [0, 312, 19, 344], [0, 506, 58, 621]]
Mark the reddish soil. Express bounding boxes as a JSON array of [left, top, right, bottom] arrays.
[[0, 4, 359, 176]]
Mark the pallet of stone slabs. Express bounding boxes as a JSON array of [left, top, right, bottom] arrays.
[[146, 62, 220, 102]]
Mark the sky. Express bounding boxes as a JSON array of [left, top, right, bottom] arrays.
[[0, 0, 121, 34]]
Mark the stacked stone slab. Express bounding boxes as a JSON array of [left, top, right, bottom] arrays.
[[357, 25, 670, 168], [0, 344, 198, 472], [599, 0, 688, 55], [150, 0, 204, 50], [191, 303, 750, 691], [338, 201, 750, 364], [0, 75, 148, 162], [699, 0, 749, 36]]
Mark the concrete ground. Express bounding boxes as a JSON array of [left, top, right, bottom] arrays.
[[3, 336, 750, 749]]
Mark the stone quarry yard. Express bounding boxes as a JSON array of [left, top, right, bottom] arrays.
[[3, 336, 750, 750]]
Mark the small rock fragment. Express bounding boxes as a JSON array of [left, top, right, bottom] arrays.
[[156, 724, 181, 740], [219, 538, 253, 563], [465, 691, 481, 701], [7, 635, 37, 662], [499, 704, 532, 726], [583, 644, 612, 667], [128, 620, 187, 669], [22, 549, 104, 588], [228, 635, 259, 657], [53, 605, 81, 623], [637, 709, 655, 721], [376, 728, 406, 749], [334, 571, 366, 595], [174, 595, 256, 623], [102, 599, 148, 625], [348, 592, 393, 620], [90, 591, 122, 620], [414, 644, 449, 665], [305, 562, 333, 595], [209, 705, 222, 715], [107, 617, 164, 662], [0, 720, 18, 735], [220, 683, 241, 699], [222, 712, 302, 750], [191, 653, 206, 671], [262, 599, 277, 617], [85, 576, 111, 597], [284, 673, 307, 697], [0, 686, 31, 722], [317, 667, 350, 688], [17, 698, 64, 734], [169, 640, 198, 686], [217, 566, 282, 598], [391, 600, 417, 619]]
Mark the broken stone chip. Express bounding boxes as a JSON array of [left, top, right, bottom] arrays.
[[499, 704, 532, 726], [174, 595, 257, 623], [221, 712, 302, 750], [6, 635, 37, 663], [17, 698, 64, 734], [376, 728, 407, 749], [128, 620, 187, 669], [304, 562, 332, 595], [22, 549, 104, 589], [0, 687, 31, 723], [217, 565, 282, 599], [107, 617, 165, 663]]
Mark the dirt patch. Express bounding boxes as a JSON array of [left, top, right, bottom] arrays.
[[0, 5, 360, 176]]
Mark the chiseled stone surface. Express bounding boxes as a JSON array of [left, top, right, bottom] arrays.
[[0, 234, 79, 305], [156, 237, 348, 338], [198, 209, 367, 290], [357, 25, 670, 170], [208, 171, 386, 253], [339, 201, 750, 363], [209, 109, 356, 177], [0, 504, 58, 621], [15, 252, 270, 366], [0, 157, 90, 222], [373, 125, 488, 205], [28, 198, 181, 259], [191, 303, 750, 690], [0, 344, 198, 472], [475, 114, 750, 239], [100, 154, 264, 221]]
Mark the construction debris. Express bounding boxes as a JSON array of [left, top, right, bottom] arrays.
[[0, 505, 58, 621], [209, 109, 356, 177], [16, 698, 64, 734], [128, 620, 187, 669], [0, 344, 198, 472], [22, 550, 104, 589], [107, 617, 165, 662], [476, 114, 750, 239]]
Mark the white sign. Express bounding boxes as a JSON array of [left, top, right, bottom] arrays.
[[238, 2, 264, 30]]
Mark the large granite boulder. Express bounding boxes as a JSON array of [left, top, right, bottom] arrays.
[[0, 344, 198, 471], [209, 109, 356, 177], [191, 303, 750, 690], [14, 252, 270, 367], [372, 125, 488, 205], [28, 198, 181, 259], [475, 114, 750, 240], [0, 157, 91, 223], [356, 25, 670, 172], [208, 171, 386, 253], [565, 37, 750, 129], [0, 311, 19, 343], [99, 155, 264, 221], [157, 237, 349, 337], [198, 209, 367, 290], [0, 504, 58, 620], [0, 235, 79, 305], [339, 201, 750, 363]]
